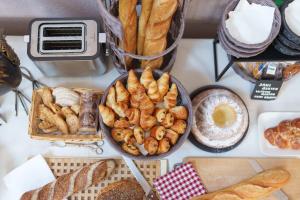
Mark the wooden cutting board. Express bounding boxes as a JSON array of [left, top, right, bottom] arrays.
[[184, 157, 300, 200]]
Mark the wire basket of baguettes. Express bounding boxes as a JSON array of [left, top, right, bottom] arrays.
[[97, 0, 189, 74], [29, 87, 103, 143]]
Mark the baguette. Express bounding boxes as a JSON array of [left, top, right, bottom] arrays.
[[20, 160, 116, 200], [191, 168, 290, 200], [141, 0, 178, 69], [119, 0, 138, 67]]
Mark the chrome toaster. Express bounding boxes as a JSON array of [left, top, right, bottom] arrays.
[[26, 19, 107, 77]]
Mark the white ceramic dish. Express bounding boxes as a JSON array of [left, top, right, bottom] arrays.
[[258, 112, 300, 157]]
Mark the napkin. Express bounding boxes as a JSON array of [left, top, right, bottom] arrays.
[[285, 0, 300, 36], [225, 0, 275, 44], [153, 163, 206, 200], [3, 155, 55, 200]]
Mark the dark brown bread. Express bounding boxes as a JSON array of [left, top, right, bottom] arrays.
[[20, 160, 116, 200], [97, 180, 144, 200]]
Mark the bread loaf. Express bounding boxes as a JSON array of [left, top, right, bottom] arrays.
[[97, 180, 144, 200], [191, 168, 290, 200], [141, 0, 178, 69], [119, 0, 138, 67], [20, 160, 116, 200]]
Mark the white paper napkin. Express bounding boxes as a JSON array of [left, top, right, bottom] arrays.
[[285, 0, 300, 36], [3, 155, 55, 200], [225, 0, 275, 44]]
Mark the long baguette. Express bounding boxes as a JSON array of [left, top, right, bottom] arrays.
[[20, 160, 116, 200], [119, 0, 138, 67], [191, 168, 290, 200], [141, 0, 178, 70]]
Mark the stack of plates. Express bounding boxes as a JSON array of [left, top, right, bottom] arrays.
[[219, 0, 281, 58], [274, 0, 300, 56]]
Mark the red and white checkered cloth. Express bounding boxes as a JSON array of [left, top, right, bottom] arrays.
[[153, 162, 206, 200]]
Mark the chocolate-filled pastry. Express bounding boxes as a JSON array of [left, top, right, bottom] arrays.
[[161, 113, 174, 128], [140, 67, 155, 89], [144, 136, 158, 155], [122, 142, 140, 156], [114, 118, 130, 129], [116, 80, 130, 104], [140, 111, 157, 130], [157, 138, 171, 154], [111, 128, 126, 142], [171, 120, 186, 134], [106, 86, 116, 109], [165, 129, 179, 145], [123, 128, 134, 143], [133, 126, 144, 144], [150, 126, 166, 140], [125, 108, 140, 125], [147, 80, 161, 102], [157, 73, 170, 98], [99, 105, 115, 128], [79, 92, 100, 133], [154, 108, 167, 123], [164, 83, 178, 109], [169, 106, 188, 120]]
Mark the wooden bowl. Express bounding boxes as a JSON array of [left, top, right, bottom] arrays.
[[99, 69, 193, 160]]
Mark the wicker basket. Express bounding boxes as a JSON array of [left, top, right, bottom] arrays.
[[97, 0, 189, 74], [28, 88, 103, 143]]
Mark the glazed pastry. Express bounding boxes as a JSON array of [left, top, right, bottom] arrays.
[[115, 80, 130, 104], [157, 138, 171, 154], [127, 70, 141, 94], [140, 67, 155, 89], [106, 86, 116, 109], [71, 104, 80, 115], [161, 113, 174, 128], [164, 83, 178, 109], [111, 128, 126, 142], [122, 143, 140, 156], [139, 93, 155, 114], [99, 105, 115, 128], [144, 136, 159, 155], [133, 126, 144, 145], [157, 72, 170, 98], [140, 111, 157, 130], [125, 108, 140, 125], [114, 118, 130, 129], [39, 104, 69, 134], [171, 120, 186, 134], [123, 129, 134, 143], [38, 88, 53, 107], [147, 80, 161, 102], [112, 102, 128, 118], [169, 106, 188, 120], [150, 126, 166, 140], [154, 108, 167, 123], [52, 87, 80, 107], [165, 129, 179, 145]]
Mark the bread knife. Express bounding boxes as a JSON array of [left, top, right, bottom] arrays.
[[123, 156, 159, 200], [248, 159, 289, 200]]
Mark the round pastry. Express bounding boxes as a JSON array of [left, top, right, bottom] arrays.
[[191, 88, 248, 150]]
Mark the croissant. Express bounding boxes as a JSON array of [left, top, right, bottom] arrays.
[[125, 108, 140, 125], [165, 129, 179, 145], [139, 93, 155, 114], [112, 102, 128, 118], [164, 83, 178, 109], [99, 105, 115, 128], [154, 108, 167, 123], [111, 128, 126, 142], [114, 118, 130, 129], [157, 73, 170, 98], [129, 85, 145, 108], [161, 113, 174, 128], [150, 126, 166, 140], [157, 138, 171, 154], [106, 86, 116, 109], [140, 111, 157, 130], [127, 70, 141, 94], [171, 120, 187, 134], [147, 80, 161, 102], [140, 67, 155, 89], [169, 106, 188, 120], [116, 80, 130, 104], [122, 143, 140, 156], [133, 126, 144, 145], [144, 136, 159, 155]]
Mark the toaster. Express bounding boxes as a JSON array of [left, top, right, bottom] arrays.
[[26, 19, 108, 77]]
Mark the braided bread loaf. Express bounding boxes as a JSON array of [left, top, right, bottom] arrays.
[[191, 168, 290, 200], [20, 160, 116, 200]]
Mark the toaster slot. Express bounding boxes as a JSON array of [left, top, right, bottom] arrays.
[[42, 40, 82, 51], [43, 27, 83, 37]]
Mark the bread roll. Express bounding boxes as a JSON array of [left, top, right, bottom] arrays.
[[21, 160, 116, 200], [191, 168, 290, 200]]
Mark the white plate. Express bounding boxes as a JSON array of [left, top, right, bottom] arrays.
[[258, 112, 300, 157]]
